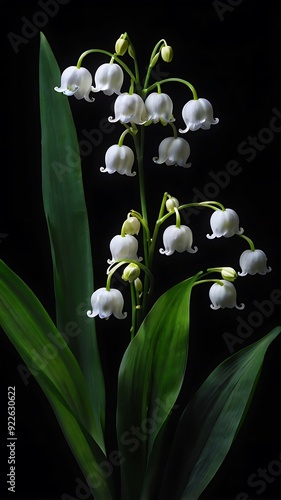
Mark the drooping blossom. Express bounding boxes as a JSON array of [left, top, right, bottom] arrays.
[[238, 249, 272, 276], [179, 98, 219, 132], [100, 145, 136, 176], [92, 63, 124, 95], [159, 225, 198, 256], [87, 287, 127, 319], [108, 93, 147, 124], [108, 234, 141, 264], [153, 137, 191, 168], [206, 208, 244, 239], [145, 92, 174, 123], [209, 280, 245, 310], [54, 66, 94, 102]]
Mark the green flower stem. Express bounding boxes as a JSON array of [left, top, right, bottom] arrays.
[[158, 192, 169, 221], [147, 192, 168, 268], [143, 77, 198, 100], [106, 261, 126, 290], [130, 283, 143, 338], [107, 259, 154, 294], [169, 122, 178, 138], [238, 233, 256, 251], [198, 201, 225, 210], [148, 200, 219, 271], [130, 282, 137, 340], [192, 278, 224, 288], [132, 125, 154, 317], [129, 209, 151, 243], [143, 38, 167, 89], [133, 128, 149, 264], [76, 49, 136, 82], [175, 207, 181, 228], [125, 33, 141, 88], [118, 128, 132, 147]]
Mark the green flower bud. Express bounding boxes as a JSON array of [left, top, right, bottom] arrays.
[[150, 52, 160, 68], [128, 44, 136, 59], [166, 197, 179, 212], [134, 277, 143, 293], [122, 263, 140, 283], [161, 45, 173, 62], [208, 266, 238, 282], [122, 216, 141, 235], [221, 267, 237, 282], [115, 38, 129, 56]]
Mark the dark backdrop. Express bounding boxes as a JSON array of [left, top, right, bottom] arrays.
[[1, 1, 281, 499]]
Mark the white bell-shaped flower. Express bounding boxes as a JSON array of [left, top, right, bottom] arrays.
[[207, 208, 244, 239], [145, 92, 174, 123], [238, 249, 272, 276], [179, 98, 219, 132], [100, 145, 136, 176], [108, 234, 142, 264], [153, 137, 191, 168], [92, 63, 124, 96], [54, 66, 94, 102], [87, 287, 127, 319], [108, 93, 147, 124], [209, 280, 245, 310], [159, 225, 198, 256]]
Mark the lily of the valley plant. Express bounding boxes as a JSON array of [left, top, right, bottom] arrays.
[[0, 32, 280, 500]]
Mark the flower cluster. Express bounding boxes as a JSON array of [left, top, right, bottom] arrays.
[[54, 34, 271, 328], [86, 201, 271, 320], [55, 34, 219, 176]]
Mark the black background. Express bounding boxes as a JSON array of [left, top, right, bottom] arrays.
[[1, 0, 281, 499]]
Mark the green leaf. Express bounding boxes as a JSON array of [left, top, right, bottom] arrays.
[[158, 325, 281, 500], [0, 259, 115, 500], [116, 272, 202, 500], [39, 32, 105, 433]]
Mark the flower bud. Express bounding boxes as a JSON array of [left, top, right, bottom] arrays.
[[115, 37, 129, 56], [128, 44, 136, 59], [166, 197, 179, 212], [134, 277, 143, 293], [208, 266, 238, 282], [150, 52, 160, 68], [122, 216, 141, 235], [221, 267, 237, 282], [161, 45, 173, 62], [122, 263, 140, 283]]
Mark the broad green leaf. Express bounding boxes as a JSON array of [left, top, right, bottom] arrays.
[[39, 375, 115, 500], [116, 272, 202, 500], [0, 259, 103, 449], [158, 326, 281, 500], [39, 32, 105, 432], [0, 259, 115, 499]]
